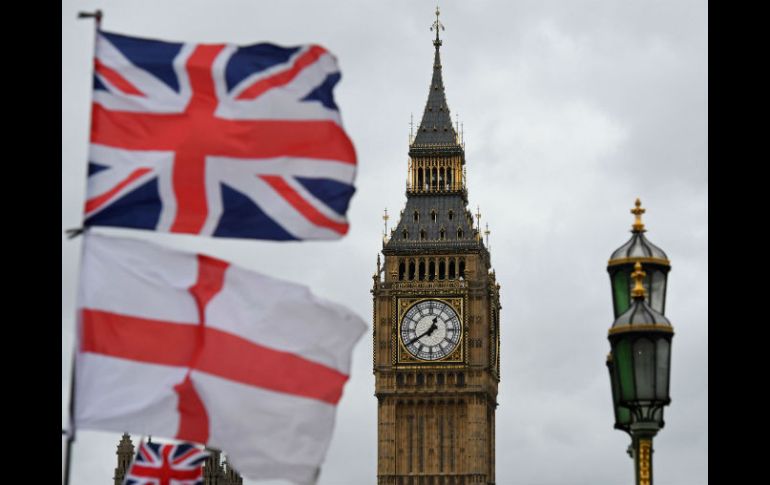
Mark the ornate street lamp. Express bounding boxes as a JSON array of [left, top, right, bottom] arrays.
[[607, 262, 674, 485], [607, 199, 671, 318]]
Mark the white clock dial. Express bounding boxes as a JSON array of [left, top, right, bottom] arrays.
[[400, 299, 461, 361]]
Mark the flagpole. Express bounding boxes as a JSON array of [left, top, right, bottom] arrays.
[[77, 9, 103, 29], [62, 354, 77, 485], [63, 12, 103, 485]]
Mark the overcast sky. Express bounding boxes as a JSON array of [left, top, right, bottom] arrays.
[[62, 1, 708, 484]]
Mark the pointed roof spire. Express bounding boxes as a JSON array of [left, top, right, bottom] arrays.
[[412, 6, 459, 147]]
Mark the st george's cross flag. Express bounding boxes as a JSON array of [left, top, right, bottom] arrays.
[[124, 440, 209, 485], [85, 31, 356, 240], [74, 233, 366, 484]]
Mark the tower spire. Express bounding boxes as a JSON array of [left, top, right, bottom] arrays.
[[413, 5, 458, 147]]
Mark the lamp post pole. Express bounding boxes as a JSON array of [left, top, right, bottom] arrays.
[[630, 424, 657, 485]]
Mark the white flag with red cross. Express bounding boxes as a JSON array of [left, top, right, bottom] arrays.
[[74, 233, 366, 484]]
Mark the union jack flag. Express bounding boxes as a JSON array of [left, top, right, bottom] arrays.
[[85, 31, 356, 240], [124, 440, 209, 485]]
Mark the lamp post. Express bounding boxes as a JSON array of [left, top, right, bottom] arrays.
[[606, 200, 674, 485]]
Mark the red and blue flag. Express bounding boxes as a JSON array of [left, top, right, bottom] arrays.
[[124, 440, 209, 485], [85, 31, 356, 240]]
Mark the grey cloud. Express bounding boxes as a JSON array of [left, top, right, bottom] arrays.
[[63, 1, 707, 484]]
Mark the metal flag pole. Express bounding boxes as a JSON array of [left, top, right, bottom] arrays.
[[63, 12, 103, 485], [62, 353, 77, 485], [77, 9, 103, 29]]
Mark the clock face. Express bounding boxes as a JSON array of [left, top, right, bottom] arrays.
[[400, 299, 462, 361]]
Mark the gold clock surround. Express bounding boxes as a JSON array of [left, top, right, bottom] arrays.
[[395, 296, 465, 365]]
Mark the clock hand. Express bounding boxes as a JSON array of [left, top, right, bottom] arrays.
[[424, 317, 439, 337], [405, 320, 439, 346]]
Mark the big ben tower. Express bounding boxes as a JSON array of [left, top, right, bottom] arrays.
[[373, 8, 501, 485]]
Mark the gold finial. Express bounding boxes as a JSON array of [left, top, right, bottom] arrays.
[[431, 5, 445, 46], [455, 113, 460, 143], [631, 262, 647, 299], [631, 198, 646, 233], [382, 208, 390, 242], [475, 206, 482, 241]]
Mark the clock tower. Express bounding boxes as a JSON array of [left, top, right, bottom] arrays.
[[373, 9, 501, 485]]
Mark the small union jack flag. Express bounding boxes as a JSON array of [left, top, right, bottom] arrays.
[[124, 439, 209, 485], [85, 31, 356, 240]]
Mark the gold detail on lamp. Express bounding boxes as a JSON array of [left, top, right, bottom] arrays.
[[607, 257, 671, 268], [631, 198, 646, 233], [608, 324, 674, 336], [631, 262, 647, 299], [638, 438, 652, 485]]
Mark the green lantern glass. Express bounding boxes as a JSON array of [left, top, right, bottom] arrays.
[[608, 263, 674, 426]]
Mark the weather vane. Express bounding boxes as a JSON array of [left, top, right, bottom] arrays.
[[431, 6, 445, 46]]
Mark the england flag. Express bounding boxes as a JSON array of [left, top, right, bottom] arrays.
[[75, 233, 367, 484]]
